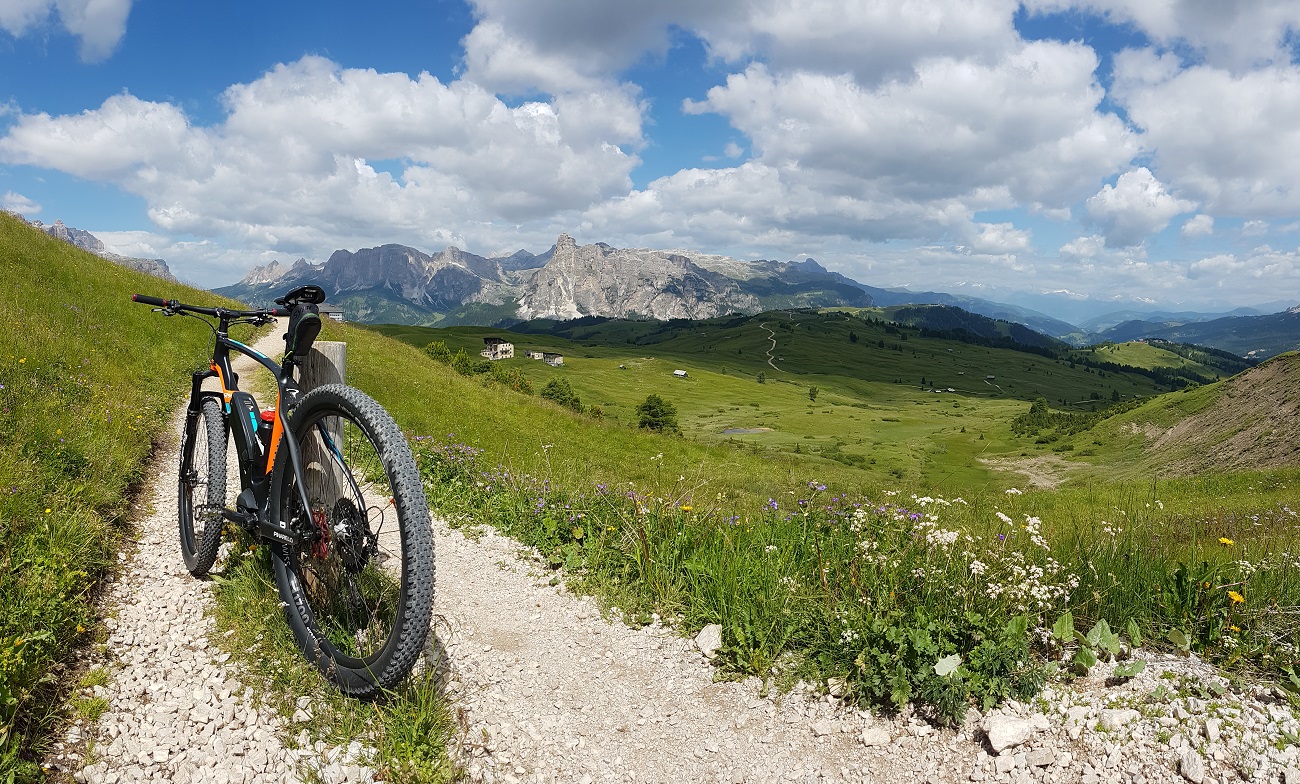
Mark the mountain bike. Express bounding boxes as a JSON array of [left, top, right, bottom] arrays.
[[132, 286, 434, 697]]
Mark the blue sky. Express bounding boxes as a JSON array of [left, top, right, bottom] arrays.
[[1, 0, 1299, 315]]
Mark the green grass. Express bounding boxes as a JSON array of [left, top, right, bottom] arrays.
[[0, 212, 233, 779], [367, 320, 1167, 489], [6, 202, 1296, 768], [211, 543, 458, 782], [1093, 341, 1217, 374]]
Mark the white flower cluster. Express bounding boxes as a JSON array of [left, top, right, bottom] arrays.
[[925, 527, 959, 548]]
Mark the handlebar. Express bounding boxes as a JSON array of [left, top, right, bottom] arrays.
[[132, 293, 288, 319]]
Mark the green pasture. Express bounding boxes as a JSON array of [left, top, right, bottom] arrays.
[[1092, 341, 1219, 377], [367, 319, 1188, 489]]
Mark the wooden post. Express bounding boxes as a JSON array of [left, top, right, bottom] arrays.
[[297, 341, 348, 503], [301, 341, 346, 393]]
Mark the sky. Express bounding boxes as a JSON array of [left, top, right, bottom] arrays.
[[1, 0, 1299, 314]]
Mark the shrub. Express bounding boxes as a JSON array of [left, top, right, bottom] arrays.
[[636, 394, 680, 434], [540, 378, 584, 412]]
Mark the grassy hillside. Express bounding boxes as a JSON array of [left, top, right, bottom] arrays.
[[368, 311, 1216, 488], [320, 320, 877, 497], [0, 213, 239, 777], [1078, 352, 1300, 477]]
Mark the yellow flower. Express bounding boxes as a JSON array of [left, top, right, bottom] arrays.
[[1219, 537, 1234, 546], [44, 508, 51, 514], [1230, 625, 1241, 632], [1227, 590, 1245, 605], [680, 504, 692, 512], [76, 624, 85, 634]]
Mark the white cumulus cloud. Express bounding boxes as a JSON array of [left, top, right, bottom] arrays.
[[1085, 168, 1195, 247], [0, 56, 643, 270], [1023, 0, 1300, 70], [1112, 51, 1300, 217], [0, 0, 133, 61], [2, 190, 40, 215], [1181, 214, 1213, 238]]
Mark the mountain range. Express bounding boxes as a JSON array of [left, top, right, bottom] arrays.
[[214, 233, 1088, 334], [215, 233, 1300, 358]]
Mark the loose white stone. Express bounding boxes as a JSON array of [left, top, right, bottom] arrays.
[[1099, 709, 1140, 732], [1180, 749, 1205, 783], [695, 624, 723, 659], [982, 715, 1037, 754]]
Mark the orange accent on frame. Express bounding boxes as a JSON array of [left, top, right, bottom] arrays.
[[211, 362, 236, 404], [265, 390, 284, 473]]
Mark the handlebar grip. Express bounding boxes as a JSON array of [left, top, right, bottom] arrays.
[[272, 307, 290, 317], [132, 294, 169, 307]]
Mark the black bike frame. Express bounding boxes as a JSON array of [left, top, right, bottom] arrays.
[[172, 304, 314, 547]]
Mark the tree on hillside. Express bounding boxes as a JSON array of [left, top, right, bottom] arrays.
[[422, 340, 452, 364], [540, 378, 584, 412], [849, 331, 858, 344], [808, 386, 818, 402], [636, 394, 680, 434], [757, 371, 766, 384]]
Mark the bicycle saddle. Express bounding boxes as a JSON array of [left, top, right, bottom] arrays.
[[275, 285, 326, 306]]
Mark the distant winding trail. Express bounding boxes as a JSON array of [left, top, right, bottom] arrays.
[[759, 322, 780, 370]]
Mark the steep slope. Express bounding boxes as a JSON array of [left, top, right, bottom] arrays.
[[28, 218, 176, 281], [1088, 352, 1300, 475], [1143, 352, 1300, 474]]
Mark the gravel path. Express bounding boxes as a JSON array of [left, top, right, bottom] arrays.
[[56, 327, 308, 784], [43, 328, 1300, 784], [436, 518, 1300, 784]]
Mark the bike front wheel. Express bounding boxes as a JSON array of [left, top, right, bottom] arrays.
[[269, 384, 435, 698], [178, 397, 227, 576]]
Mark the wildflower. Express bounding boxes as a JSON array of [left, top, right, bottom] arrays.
[[680, 504, 692, 512], [44, 508, 51, 514], [995, 511, 1012, 524], [1230, 625, 1241, 632], [1219, 537, 1234, 546], [1228, 590, 1245, 605], [765, 545, 778, 553], [766, 498, 778, 510], [77, 624, 85, 633], [1005, 487, 1022, 495]]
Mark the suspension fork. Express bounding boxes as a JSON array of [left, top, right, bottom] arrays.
[[181, 368, 218, 477]]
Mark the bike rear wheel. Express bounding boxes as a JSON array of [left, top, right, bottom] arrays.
[[178, 397, 227, 576], [270, 384, 435, 698]]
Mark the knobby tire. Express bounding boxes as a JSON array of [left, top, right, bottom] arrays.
[[269, 384, 435, 698], [178, 397, 227, 576]]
